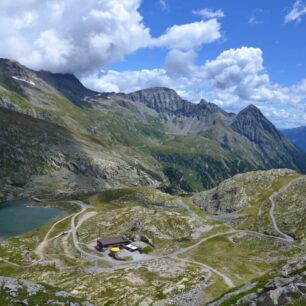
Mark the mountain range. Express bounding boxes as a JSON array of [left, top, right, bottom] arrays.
[[1, 58, 306, 200], [283, 126, 306, 153]]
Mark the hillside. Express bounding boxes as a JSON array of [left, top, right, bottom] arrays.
[[1, 58, 306, 197], [192, 169, 306, 240], [0, 108, 164, 201], [0, 170, 305, 305]]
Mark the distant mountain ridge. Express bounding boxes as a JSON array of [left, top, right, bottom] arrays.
[[0, 57, 306, 197], [283, 126, 306, 153], [125, 87, 231, 118]]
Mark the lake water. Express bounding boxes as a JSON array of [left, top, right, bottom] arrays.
[[0, 198, 67, 239]]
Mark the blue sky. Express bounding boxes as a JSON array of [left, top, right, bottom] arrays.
[[0, 0, 305, 127], [112, 0, 306, 85], [133, 0, 306, 85]]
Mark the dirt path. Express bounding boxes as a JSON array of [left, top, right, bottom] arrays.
[[173, 257, 235, 288], [0, 257, 21, 267], [63, 194, 299, 289], [269, 177, 304, 242], [244, 230, 290, 242], [35, 213, 74, 260], [76, 211, 98, 230], [66, 205, 237, 286], [70, 207, 105, 261], [81, 230, 239, 288], [35, 200, 88, 261]]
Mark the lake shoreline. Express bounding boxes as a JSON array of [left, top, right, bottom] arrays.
[[0, 198, 68, 240]]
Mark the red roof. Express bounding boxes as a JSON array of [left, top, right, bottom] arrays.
[[98, 236, 129, 246]]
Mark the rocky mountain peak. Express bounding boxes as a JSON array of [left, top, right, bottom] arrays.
[[126, 87, 232, 121], [0, 58, 25, 71], [36, 70, 97, 108], [37, 70, 86, 92], [242, 103, 262, 114], [0, 58, 33, 79], [231, 104, 282, 144], [126, 87, 185, 113], [198, 99, 228, 115]]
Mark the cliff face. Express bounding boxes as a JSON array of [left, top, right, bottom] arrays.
[[231, 104, 282, 144], [126, 87, 233, 122], [231, 104, 306, 172]]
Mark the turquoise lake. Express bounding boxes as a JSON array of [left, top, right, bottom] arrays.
[[0, 198, 66, 239]]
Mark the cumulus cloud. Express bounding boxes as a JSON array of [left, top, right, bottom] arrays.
[[84, 69, 171, 93], [0, 0, 222, 74], [152, 20, 221, 50], [284, 0, 306, 23], [164, 49, 197, 76], [193, 8, 224, 20], [0, 0, 152, 73]]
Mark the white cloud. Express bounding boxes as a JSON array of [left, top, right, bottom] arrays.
[[193, 8, 224, 20], [0, 0, 222, 74], [164, 49, 197, 76], [285, 0, 306, 24], [12, 11, 37, 29], [151, 19, 221, 50], [84, 69, 171, 93], [30, 30, 74, 68]]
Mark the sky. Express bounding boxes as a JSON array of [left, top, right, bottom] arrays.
[[0, 0, 306, 128]]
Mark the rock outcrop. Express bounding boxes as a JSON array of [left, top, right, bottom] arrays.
[[0, 276, 94, 305], [192, 169, 295, 213], [208, 256, 306, 306]]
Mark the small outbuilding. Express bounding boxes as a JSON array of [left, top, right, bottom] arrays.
[[96, 236, 130, 250], [124, 244, 139, 252]]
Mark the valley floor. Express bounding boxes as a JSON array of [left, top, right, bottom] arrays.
[[0, 172, 305, 305]]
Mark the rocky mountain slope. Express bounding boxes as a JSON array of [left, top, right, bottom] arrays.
[[188, 170, 306, 305], [0, 108, 165, 201], [231, 105, 306, 169], [283, 126, 306, 152], [208, 256, 306, 306], [192, 169, 306, 240], [0, 276, 93, 306], [1, 58, 306, 196]]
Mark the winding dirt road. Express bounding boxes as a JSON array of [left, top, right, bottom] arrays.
[[35, 200, 88, 261], [35, 212, 74, 260], [36, 179, 305, 290], [173, 257, 235, 288], [269, 177, 304, 242], [73, 230, 238, 288]]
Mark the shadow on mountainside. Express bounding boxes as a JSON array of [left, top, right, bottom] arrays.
[[0, 107, 162, 200]]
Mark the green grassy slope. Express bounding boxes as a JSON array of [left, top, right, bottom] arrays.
[[1, 59, 306, 194]]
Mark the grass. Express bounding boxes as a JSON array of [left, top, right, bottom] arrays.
[[240, 173, 302, 238], [201, 275, 231, 304], [211, 259, 306, 306], [180, 232, 301, 287], [0, 168, 304, 305], [143, 246, 153, 254], [272, 178, 306, 240]]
